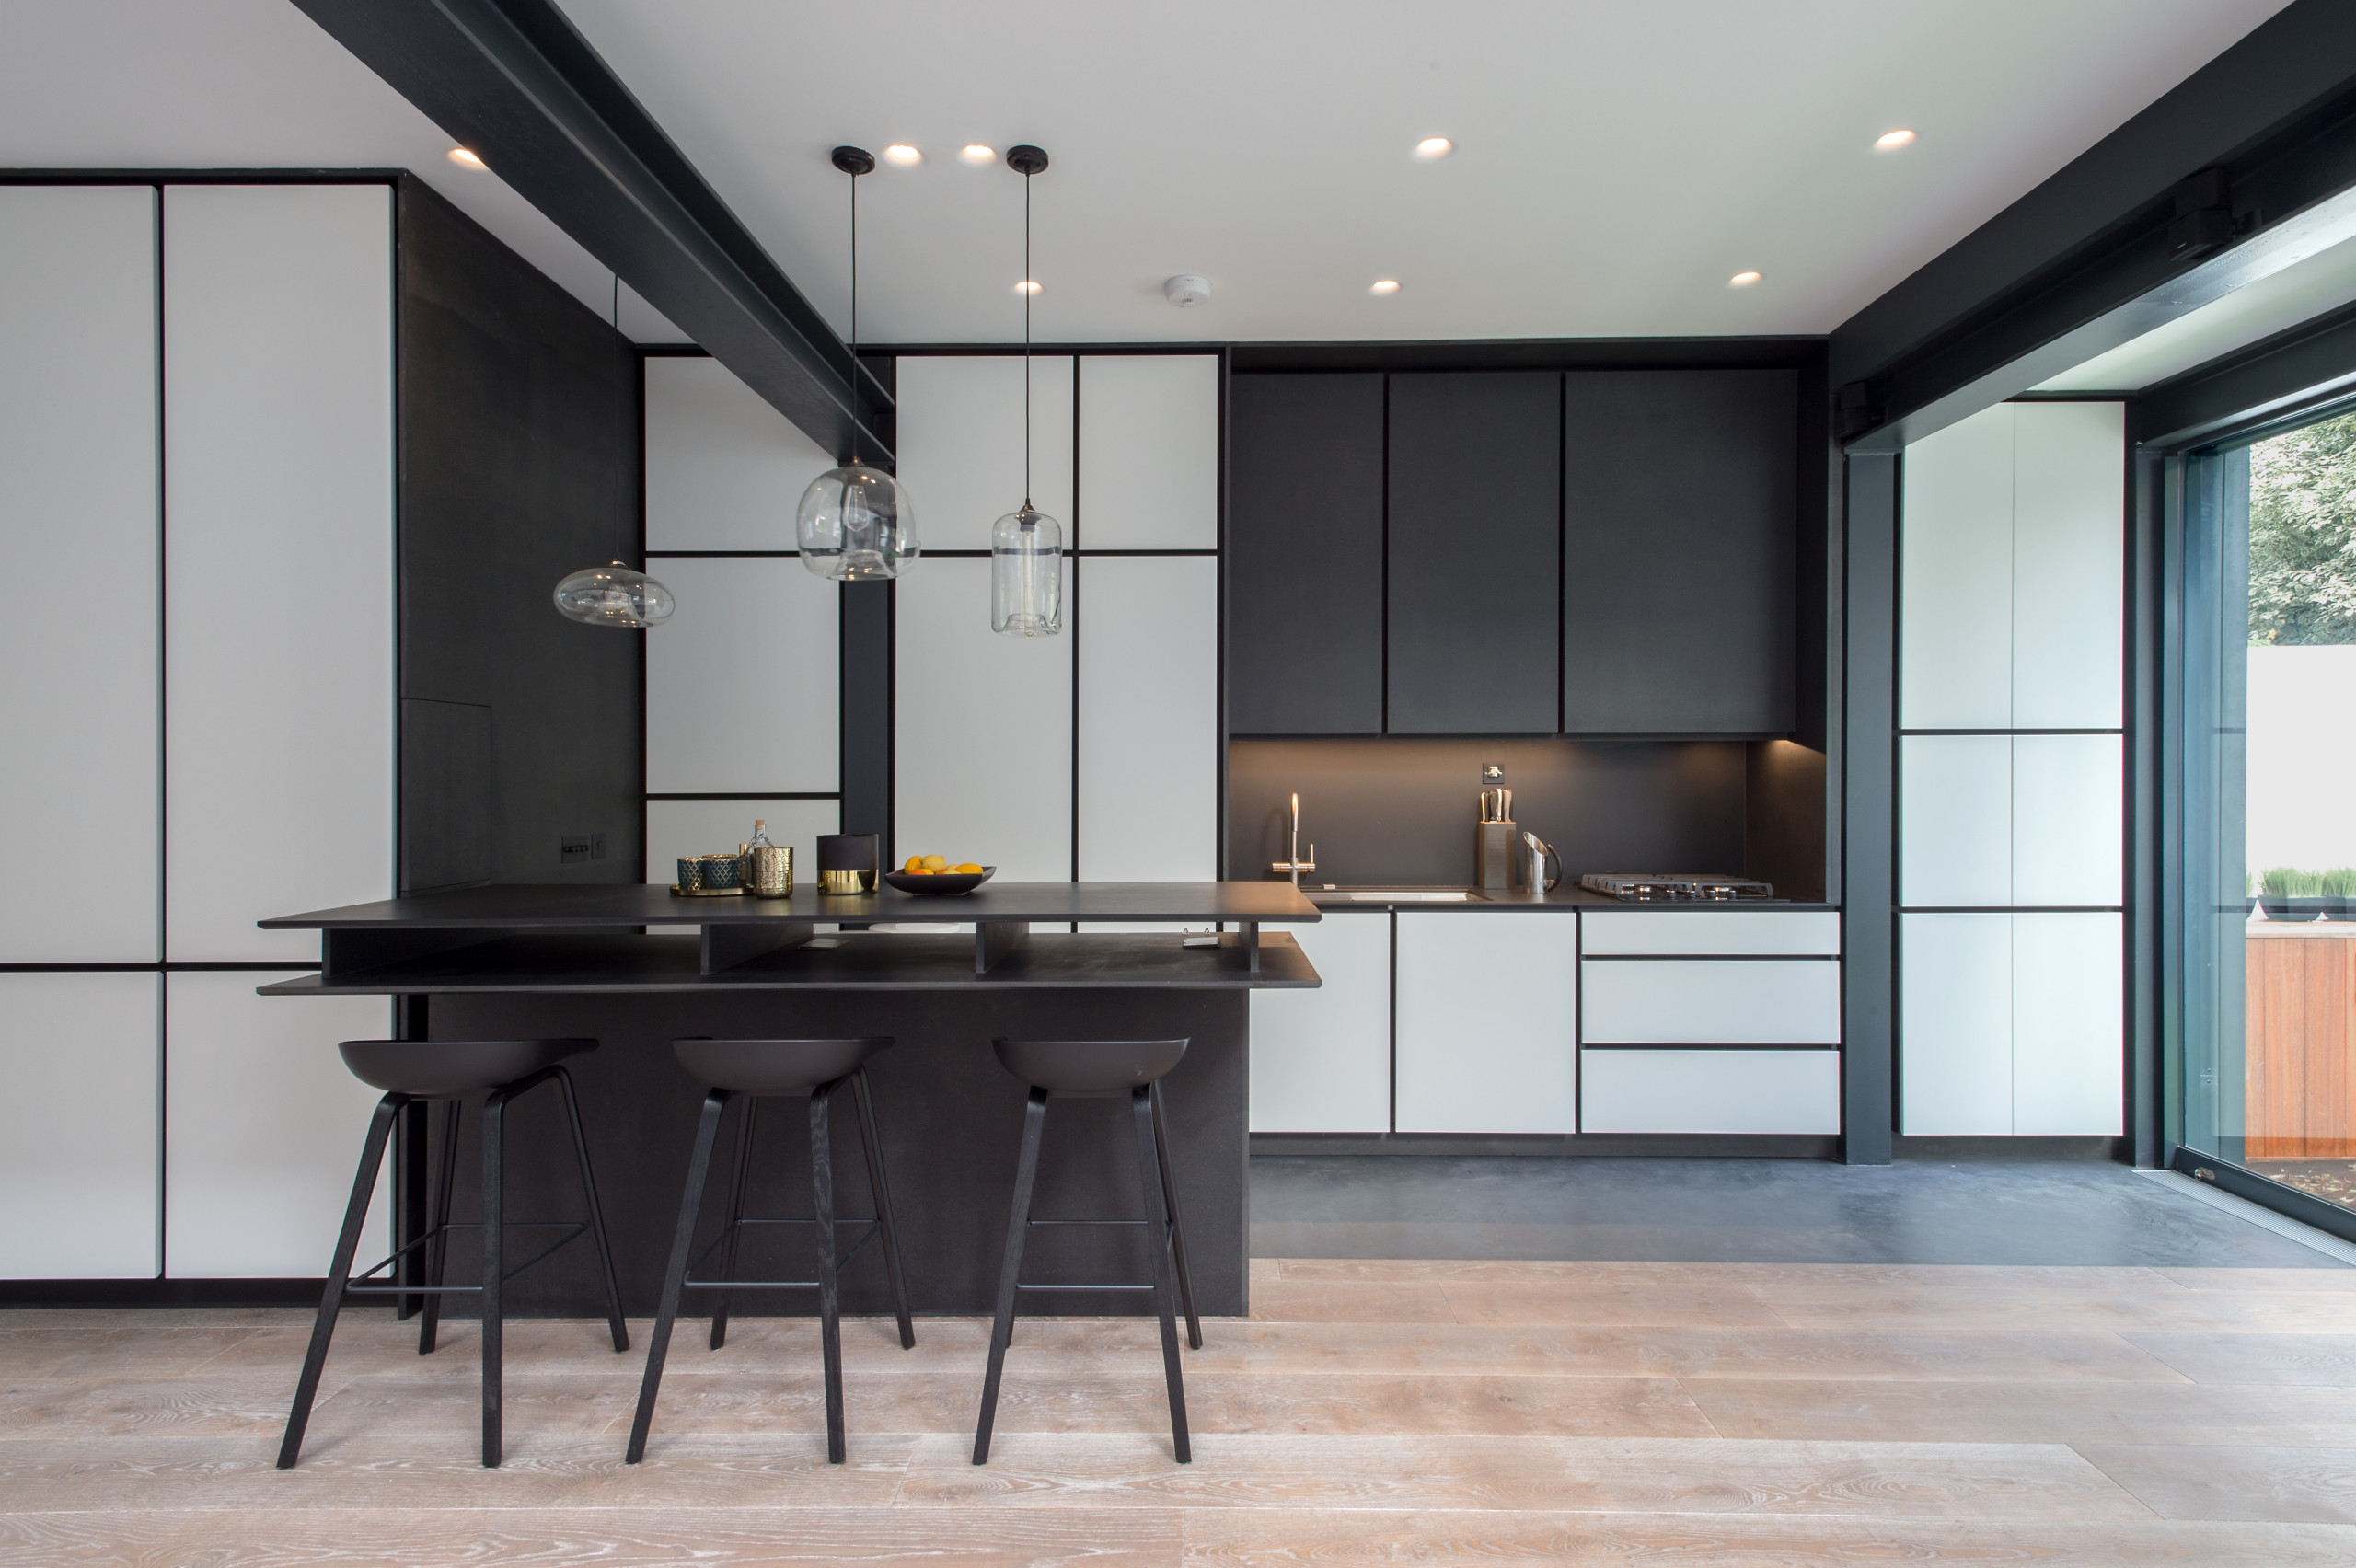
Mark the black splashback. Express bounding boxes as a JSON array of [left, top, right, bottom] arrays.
[[397, 175, 643, 890], [1227, 737, 1748, 888]]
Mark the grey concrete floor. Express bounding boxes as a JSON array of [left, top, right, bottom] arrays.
[[1249, 1156, 2353, 1268]]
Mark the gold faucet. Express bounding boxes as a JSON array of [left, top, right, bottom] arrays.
[[1270, 792, 1317, 885]]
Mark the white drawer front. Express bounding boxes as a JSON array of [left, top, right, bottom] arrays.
[[1580, 910, 1840, 956], [1581, 959, 1841, 1044], [1580, 1049, 1841, 1134]]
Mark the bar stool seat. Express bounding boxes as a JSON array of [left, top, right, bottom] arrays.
[[628, 1038, 914, 1466], [340, 1037, 597, 1097], [973, 1037, 1200, 1466], [278, 1038, 629, 1470]]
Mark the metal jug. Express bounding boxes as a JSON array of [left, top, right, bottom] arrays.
[[1517, 831, 1561, 894]]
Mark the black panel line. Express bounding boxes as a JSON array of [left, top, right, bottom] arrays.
[[646, 792, 841, 801]]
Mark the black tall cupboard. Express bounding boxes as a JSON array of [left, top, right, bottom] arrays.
[[1560, 369, 1797, 734], [1385, 372, 1562, 734], [1226, 374, 1385, 734]]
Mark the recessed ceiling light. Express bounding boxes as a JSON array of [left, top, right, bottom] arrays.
[[1875, 129, 1917, 151], [1414, 137, 1453, 160], [884, 144, 921, 165], [1727, 271, 1762, 288], [1015, 279, 1042, 294], [960, 144, 996, 165], [446, 147, 486, 169], [1369, 279, 1401, 295]]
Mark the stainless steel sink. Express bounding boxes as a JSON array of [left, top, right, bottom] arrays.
[[1340, 889, 1484, 902]]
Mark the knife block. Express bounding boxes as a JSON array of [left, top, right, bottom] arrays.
[[1475, 820, 1516, 890]]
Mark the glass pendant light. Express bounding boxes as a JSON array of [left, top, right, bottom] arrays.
[[554, 273, 675, 627], [991, 144, 1061, 637], [798, 146, 918, 581]]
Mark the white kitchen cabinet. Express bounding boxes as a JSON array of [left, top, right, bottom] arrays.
[[1580, 1049, 1840, 1135], [644, 354, 836, 552], [163, 185, 393, 962], [1900, 912, 2015, 1135], [1900, 402, 2014, 730], [0, 974, 158, 1278], [647, 798, 839, 886], [1581, 959, 1841, 1045], [1251, 913, 1392, 1133], [1394, 912, 1578, 1134], [0, 187, 160, 964], [893, 356, 1074, 550], [1578, 911, 1839, 956], [2012, 401, 2124, 730], [2011, 733, 2122, 907], [1900, 735, 2012, 907], [1077, 556, 1218, 883], [645, 556, 839, 794], [164, 973, 391, 1278], [895, 557, 1071, 881], [2012, 912, 2123, 1136], [1076, 355, 1219, 549]]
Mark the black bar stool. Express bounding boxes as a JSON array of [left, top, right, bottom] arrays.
[[278, 1038, 629, 1470], [972, 1037, 1201, 1466], [628, 1037, 915, 1465]]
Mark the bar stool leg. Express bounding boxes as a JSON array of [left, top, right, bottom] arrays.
[[849, 1066, 915, 1350], [278, 1092, 404, 1470], [709, 1095, 761, 1351], [479, 1080, 511, 1468], [973, 1086, 1048, 1464], [811, 1080, 845, 1464], [1131, 1086, 1191, 1463], [549, 1067, 631, 1355], [1148, 1083, 1202, 1351], [418, 1098, 462, 1356], [627, 1088, 729, 1464]]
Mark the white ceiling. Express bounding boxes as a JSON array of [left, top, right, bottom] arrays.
[[0, 0, 683, 340], [556, 0, 2292, 346]]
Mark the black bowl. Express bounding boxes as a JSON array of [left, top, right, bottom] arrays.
[[882, 867, 997, 896]]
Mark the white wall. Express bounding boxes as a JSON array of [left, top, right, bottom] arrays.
[[894, 356, 1074, 550], [2246, 646, 2356, 871], [644, 355, 835, 552]]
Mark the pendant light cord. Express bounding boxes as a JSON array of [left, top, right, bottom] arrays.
[[1022, 168, 1033, 509], [848, 169, 860, 466]]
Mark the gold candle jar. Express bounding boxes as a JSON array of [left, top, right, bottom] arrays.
[[746, 845, 793, 897]]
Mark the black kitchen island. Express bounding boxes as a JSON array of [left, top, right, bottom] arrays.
[[259, 882, 1320, 1320]]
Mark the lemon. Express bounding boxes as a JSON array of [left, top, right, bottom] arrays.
[[921, 854, 949, 872], [955, 863, 985, 874], [903, 855, 926, 873]]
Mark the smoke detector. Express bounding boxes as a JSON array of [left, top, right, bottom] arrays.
[[1164, 274, 1211, 308]]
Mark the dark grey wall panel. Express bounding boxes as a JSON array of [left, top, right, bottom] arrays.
[[1386, 372, 1561, 734], [1227, 374, 1384, 734], [1562, 369, 1796, 734], [399, 698, 492, 892], [397, 176, 641, 889]]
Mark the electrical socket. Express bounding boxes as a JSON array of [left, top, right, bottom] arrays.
[[560, 832, 606, 865]]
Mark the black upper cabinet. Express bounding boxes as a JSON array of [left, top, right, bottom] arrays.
[[1561, 370, 1796, 734], [1386, 373, 1562, 734], [1227, 374, 1385, 734]]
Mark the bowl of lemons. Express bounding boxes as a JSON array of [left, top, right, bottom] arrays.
[[881, 855, 995, 895]]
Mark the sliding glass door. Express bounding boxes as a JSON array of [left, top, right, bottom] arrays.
[[2178, 412, 2356, 1216]]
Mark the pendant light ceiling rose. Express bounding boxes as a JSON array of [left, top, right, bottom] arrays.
[[1005, 144, 1049, 176], [831, 144, 875, 177]]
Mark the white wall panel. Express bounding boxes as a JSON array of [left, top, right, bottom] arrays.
[[1580, 1049, 1840, 1135], [893, 356, 1074, 550], [1251, 913, 1392, 1133], [1900, 403, 2013, 729], [1900, 913, 2014, 1135], [165, 973, 390, 1277], [1581, 960, 1841, 1044], [1900, 735, 2012, 907], [2013, 912, 2123, 1136], [163, 186, 392, 961], [2012, 401, 2124, 730], [644, 355, 836, 552], [0, 974, 157, 1278], [895, 557, 1070, 881], [1578, 911, 1840, 956], [0, 187, 160, 963], [1077, 557, 1217, 882], [645, 557, 838, 794], [1076, 355, 1218, 549], [648, 798, 839, 889], [2012, 734, 2122, 907], [1395, 913, 1578, 1133]]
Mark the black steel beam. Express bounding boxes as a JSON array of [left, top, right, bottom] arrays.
[[1833, 0, 2356, 451], [292, 0, 891, 464], [2135, 294, 2356, 448], [1839, 454, 1896, 1165]]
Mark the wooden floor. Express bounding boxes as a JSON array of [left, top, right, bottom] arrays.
[[9, 1259, 2356, 1565]]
